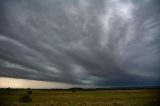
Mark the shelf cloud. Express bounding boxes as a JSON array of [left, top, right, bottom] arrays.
[[0, 0, 160, 87]]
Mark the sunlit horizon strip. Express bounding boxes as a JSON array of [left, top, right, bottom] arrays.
[[0, 77, 74, 89]]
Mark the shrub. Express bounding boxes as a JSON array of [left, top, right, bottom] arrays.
[[19, 94, 32, 103]]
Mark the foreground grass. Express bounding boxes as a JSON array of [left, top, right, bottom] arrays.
[[0, 89, 160, 106]]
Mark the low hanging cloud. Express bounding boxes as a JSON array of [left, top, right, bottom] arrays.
[[0, 0, 160, 87]]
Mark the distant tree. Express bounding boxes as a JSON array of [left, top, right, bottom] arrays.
[[28, 90, 32, 94], [7, 87, 11, 93], [0, 88, 4, 93], [71, 89, 76, 93], [70, 87, 84, 93]]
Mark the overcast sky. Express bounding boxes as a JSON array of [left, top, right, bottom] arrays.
[[0, 0, 160, 88]]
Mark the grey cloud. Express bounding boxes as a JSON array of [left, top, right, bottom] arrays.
[[0, 0, 160, 87]]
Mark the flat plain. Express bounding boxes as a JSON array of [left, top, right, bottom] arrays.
[[0, 89, 160, 106]]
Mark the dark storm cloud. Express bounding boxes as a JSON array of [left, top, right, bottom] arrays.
[[0, 0, 160, 87]]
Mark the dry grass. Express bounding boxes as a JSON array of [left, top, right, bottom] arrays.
[[0, 89, 159, 106]]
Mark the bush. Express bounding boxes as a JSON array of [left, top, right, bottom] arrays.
[[19, 94, 32, 103]]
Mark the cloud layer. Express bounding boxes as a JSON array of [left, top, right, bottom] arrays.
[[0, 0, 160, 87]]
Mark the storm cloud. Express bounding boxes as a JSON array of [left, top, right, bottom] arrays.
[[0, 0, 160, 87]]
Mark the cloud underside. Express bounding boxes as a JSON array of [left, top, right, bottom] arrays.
[[0, 0, 160, 87]]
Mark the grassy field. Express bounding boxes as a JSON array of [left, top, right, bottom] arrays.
[[0, 89, 160, 106]]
